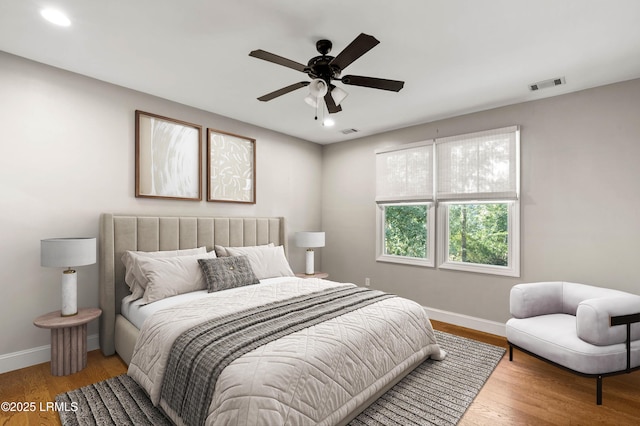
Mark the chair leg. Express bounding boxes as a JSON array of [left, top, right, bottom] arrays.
[[596, 375, 602, 405], [509, 344, 513, 361]]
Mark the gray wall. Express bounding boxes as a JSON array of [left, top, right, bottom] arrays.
[[0, 51, 323, 360], [322, 78, 640, 324], [3, 45, 640, 369]]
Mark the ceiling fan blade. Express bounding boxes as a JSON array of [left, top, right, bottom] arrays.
[[341, 75, 404, 92], [324, 91, 342, 114], [329, 33, 379, 71], [249, 49, 307, 73], [257, 81, 310, 101]]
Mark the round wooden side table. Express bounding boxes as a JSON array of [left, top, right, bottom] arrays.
[[33, 307, 102, 376]]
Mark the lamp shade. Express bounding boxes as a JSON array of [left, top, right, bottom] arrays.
[[304, 94, 319, 108], [41, 237, 97, 268], [331, 86, 348, 106], [295, 232, 325, 248], [308, 79, 328, 98]]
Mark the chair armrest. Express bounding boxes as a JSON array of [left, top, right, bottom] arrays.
[[576, 295, 640, 346], [510, 282, 564, 318], [610, 312, 640, 326], [611, 311, 640, 372]]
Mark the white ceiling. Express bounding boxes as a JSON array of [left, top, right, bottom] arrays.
[[2, 1, 640, 144]]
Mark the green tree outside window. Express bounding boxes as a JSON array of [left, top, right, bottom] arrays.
[[448, 203, 508, 266], [384, 204, 428, 258]]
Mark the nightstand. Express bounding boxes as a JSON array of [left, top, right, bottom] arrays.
[[295, 272, 329, 279], [33, 307, 101, 376]]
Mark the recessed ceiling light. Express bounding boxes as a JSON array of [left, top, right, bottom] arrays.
[[40, 8, 71, 27]]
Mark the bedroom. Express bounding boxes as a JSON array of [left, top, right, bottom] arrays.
[[1, 1, 640, 425]]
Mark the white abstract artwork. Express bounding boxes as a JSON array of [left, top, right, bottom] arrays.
[[136, 111, 201, 200], [207, 129, 255, 203]]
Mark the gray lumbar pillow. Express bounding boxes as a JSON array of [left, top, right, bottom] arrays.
[[198, 256, 259, 292]]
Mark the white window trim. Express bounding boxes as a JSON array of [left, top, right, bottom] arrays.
[[437, 200, 520, 277], [376, 202, 435, 268]]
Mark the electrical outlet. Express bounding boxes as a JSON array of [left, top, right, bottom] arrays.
[[364, 277, 370, 287]]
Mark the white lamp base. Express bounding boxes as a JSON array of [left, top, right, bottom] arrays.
[[61, 269, 78, 316], [305, 249, 315, 275]]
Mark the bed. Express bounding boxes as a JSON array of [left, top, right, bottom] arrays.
[[99, 213, 444, 425]]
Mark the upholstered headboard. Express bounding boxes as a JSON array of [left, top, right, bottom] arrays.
[[98, 213, 287, 356]]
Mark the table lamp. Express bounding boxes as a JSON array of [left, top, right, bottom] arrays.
[[295, 232, 325, 275], [41, 237, 96, 316]]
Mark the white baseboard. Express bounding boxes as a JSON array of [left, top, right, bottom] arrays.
[[424, 306, 506, 337], [0, 334, 100, 374]]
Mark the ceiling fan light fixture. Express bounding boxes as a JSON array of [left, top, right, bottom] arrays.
[[250, 33, 404, 114], [308, 78, 328, 98], [331, 86, 348, 106], [304, 94, 318, 108], [323, 117, 335, 127]]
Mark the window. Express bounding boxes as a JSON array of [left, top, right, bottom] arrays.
[[377, 202, 434, 266], [439, 201, 519, 276], [384, 204, 428, 258], [447, 203, 509, 265], [436, 126, 520, 276], [375, 126, 520, 276], [375, 142, 435, 267]]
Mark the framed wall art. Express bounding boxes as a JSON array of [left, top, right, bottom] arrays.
[[135, 110, 202, 200], [207, 128, 256, 203]]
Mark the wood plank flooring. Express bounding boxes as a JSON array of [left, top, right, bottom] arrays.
[[0, 351, 126, 425], [1, 321, 638, 425], [432, 320, 640, 426]]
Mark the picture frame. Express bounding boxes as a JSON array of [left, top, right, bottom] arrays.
[[135, 110, 202, 201], [207, 128, 256, 203]]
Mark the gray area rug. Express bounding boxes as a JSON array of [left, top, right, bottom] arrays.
[[56, 330, 505, 426]]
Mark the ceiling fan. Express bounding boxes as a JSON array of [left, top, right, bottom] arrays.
[[249, 33, 404, 114]]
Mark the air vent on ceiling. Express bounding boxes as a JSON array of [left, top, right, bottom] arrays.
[[341, 128, 359, 135], [529, 76, 566, 91]]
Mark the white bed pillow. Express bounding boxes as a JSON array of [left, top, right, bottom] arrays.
[[138, 251, 218, 304], [121, 247, 207, 301], [225, 245, 294, 280], [214, 243, 273, 257]]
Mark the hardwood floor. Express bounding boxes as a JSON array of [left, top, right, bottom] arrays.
[[431, 320, 640, 426], [1, 321, 638, 425], [0, 351, 127, 425]]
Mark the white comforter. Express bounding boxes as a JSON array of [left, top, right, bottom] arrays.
[[128, 278, 444, 426]]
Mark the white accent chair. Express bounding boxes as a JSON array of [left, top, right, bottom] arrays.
[[506, 282, 640, 404]]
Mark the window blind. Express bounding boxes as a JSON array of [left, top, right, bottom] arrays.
[[436, 126, 519, 201], [375, 142, 433, 202]]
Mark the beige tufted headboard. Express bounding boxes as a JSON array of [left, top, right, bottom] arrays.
[[98, 213, 287, 356]]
